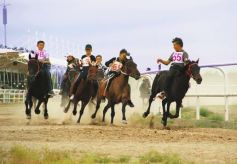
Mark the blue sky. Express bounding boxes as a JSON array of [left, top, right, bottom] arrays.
[[1, 0, 237, 70]]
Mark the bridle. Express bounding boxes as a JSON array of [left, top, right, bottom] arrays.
[[186, 62, 198, 78], [28, 59, 40, 77]]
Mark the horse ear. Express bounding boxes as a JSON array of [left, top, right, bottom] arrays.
[[196, 58, 199, 63]]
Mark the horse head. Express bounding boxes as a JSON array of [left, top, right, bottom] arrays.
[[28, 53, 40, 78], [185, 59, 202, 84], [122, 59, 141, 80], [87, 63, 98, 81]]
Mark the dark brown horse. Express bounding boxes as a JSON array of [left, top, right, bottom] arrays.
[[91, 59, 140, 124], [64, 65, 98, 123], [143, 60, 202, 127], [60, 69, 80, 107]]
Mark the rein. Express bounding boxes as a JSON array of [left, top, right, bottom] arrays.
[[186, 63, 197, 78], [29, 59, 41, 77]]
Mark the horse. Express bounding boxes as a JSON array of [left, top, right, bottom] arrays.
[[139, 77, 151, 106], [60, 68, 80, 107], [64, 64, 99, 123], [143, 59, 202, 127], [25, 54, 51, 119], [91, 59, 141, 124]]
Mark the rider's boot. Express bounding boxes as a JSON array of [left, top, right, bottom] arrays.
[[157, 91, 166, 100], [70, 94, 74, 100], [48, 90, 55, 97], [59, 89, 63, 95]]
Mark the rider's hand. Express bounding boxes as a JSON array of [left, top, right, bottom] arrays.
[[157, 58, 162, 63]]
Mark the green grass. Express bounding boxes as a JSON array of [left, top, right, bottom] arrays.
[[139, 150, 185, 164], [0, 146, 189, 164], [129, 106, 237, 130], [200, 107, 213, 117]]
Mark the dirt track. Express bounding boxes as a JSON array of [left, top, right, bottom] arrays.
[[0, 103, 237, 163]]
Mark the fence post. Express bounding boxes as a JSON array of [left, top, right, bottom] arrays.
[[196, 96, 200, 120], [213, 67, 229, 121], [179, 107, 182, 119]]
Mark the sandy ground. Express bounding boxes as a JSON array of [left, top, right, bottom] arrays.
[[0, 100, 237, 163]]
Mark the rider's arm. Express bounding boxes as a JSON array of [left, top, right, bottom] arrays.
[[157, 53, 173, 65], [157, 58, 171, 65], [183, 52, 189, 65]]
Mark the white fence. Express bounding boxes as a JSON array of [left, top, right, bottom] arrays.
[[0, 89, 26, 103], [0, 89, 61, 104]]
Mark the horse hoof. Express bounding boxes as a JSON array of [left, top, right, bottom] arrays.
[[35, 109, 40, 115], [64, 108, 68, 113], [26, 115, 31, 119], [143, 112, 148, 118], [44, 115, 49, 120], [72, 111, 77, 116], [122, 120, 127, 124], [91, 114, 96, 119]]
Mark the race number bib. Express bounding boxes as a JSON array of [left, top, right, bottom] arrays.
[[172, 52, 184, 63], [82, 57, 91, 66], [111, 61, 123, 71], [36, 50, 48, 60]]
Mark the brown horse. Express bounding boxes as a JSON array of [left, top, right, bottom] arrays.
[[64, 65, 98, 123], [91, 59, 140, 124], [61, 69, 80, 107]]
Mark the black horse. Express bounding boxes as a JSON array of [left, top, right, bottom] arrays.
[[143, 60, 202, 127], [25, 54, 50, 119]]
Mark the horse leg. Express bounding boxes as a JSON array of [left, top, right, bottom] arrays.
[[121, 101, 127, 124], [161, 98, 168, 126], [64, 99, 71, 113], [77, 101, 89, 123], [102, 102, 111, 122], [110, 104, 115, 124], [35, 100, 42, 115], [91, 96, 101, 119], [169, 100, 181, 119], [72, 100, 79, 116], [143, 92, 156, 118], [25, 93, 32, 119], [44, 98, 49, 119]]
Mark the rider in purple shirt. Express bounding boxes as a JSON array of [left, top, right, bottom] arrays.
[[35, 40, 55, 96]]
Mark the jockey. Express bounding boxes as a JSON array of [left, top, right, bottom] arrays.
[[70, 44, 96, 100], [104, 49, 134, 107], [105, 49, 128, 77], [96, 55, 107, 72], [157, 37, 189, 99], [95, 55, 107, 81], [59, 54, 79, 95], [35, 40, 55, 97]]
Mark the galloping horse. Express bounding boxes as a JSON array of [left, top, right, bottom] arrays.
[[143, 60, 202, 127], [25, 54, 51, 119], [64, 65, 98, 123], [60, 69, 80, 107], [91, 59, 140, 124]]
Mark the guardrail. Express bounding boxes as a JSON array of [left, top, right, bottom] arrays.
[[185, 94, 237, 121], [0, 89, 26, 103], [0, 89, 60, 104]]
